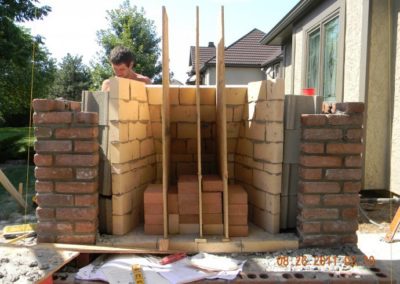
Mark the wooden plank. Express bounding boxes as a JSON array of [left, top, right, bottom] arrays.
[[384, 206, 400, 243], [0, 169, 27, 209], [162, 6, 170, 239], [216, 6, 229, 239], [195, 6, 204, 238]]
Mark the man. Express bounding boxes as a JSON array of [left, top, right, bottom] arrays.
[[101, 46, 152, 91]]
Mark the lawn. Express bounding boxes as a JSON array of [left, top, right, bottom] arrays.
[[0, 127, 35, 162]]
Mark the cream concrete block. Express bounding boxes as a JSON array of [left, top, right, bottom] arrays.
[[177, 123, 197, 138], [147, 86, 162, 105], [263, 163, 282, 175], [131, 186, 145, 209], [140, 138, 154, 158], [169, 87, 179, 105], [109, 121, 129, 143], [255, 101, 284, 122], [265, 122, 284, 142], [139, 103, 150, 121], [200, 87, 216, 105], [112, 213, 135, 235], [112, 191, 133, 215], [154, 139, 162, 154], [245, 121, 265, 141], [227, 122, 240, 138], [227, 138, 237, 153], [235, 155, 263, 171], [112, 170, 140, 194], [131, 80, 147, 102], [179, 87, 196, 105], [252, 206, 280, 234], [149, 105, 161, 122], [226, 87, 247, 105], [127, 100, 139, 121], [109, 77, 130, 100], [236, 138, 253, 157], [266, 78, 284, 100], [226, 107, 234, 122], [132, 140, 140, 160], [156, 154, 163, 163], [170, 123, 177, 138], [200, 106, 216, 122], [234, 163, 253, 185], [252, 169, 282, 194], [247, 80, 266, 102], [171, 106, 197, 122], [186, 139, 197, 154], [171, 154, 194, 162], [151, 122, 162, 138], [233, 105, 244, 122], [146, 121, 153, 137], [254, 142, 283, 163], [247, 185, 266, 210], [139, 164, 155, 185], [265, 192, 280, 214], [110, 142, 132, 164], [109, 99, 130, 121], [130, 122, 147, 140], [168, 214, 179, 234]]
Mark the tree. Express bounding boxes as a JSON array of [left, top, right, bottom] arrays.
[[90, 0, 161, 89], [51, 54, 92, 101]]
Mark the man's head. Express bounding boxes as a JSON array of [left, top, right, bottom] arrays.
[[109, 46, 135, 78]]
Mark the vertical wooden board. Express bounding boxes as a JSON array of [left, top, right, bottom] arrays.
[[162, 6, 170, 238], [216, 6, 229, 239]]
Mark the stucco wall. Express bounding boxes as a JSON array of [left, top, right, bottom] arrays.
[[204, 67, 265, 85]]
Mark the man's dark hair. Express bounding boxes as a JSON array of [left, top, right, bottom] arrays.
[[109, 46, 136, 67]]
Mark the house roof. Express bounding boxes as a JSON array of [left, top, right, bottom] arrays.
[[188, 28, 281, 74], [260, 0, 321, 45]]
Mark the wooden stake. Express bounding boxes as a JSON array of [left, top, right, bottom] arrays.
[[0, 169, 27, 209], [384, 206, 400, 243]]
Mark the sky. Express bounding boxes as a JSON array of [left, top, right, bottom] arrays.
[[22, 0, 299, 83]]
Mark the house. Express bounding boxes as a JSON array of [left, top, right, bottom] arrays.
[[186, 28, 281, 85], [260, 0, 399, 195]]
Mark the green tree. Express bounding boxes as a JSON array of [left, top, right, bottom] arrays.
[[90, 0, 161, 89], [51, 54, 92, 101]]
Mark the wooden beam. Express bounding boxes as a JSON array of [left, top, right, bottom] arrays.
[[0, 169, 27, 209], [162, 6, 170, 239], [216, 6, 229, 239]]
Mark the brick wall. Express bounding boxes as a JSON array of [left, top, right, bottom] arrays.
[[297, 102, 364, 247], [33, 99, 99, 244]]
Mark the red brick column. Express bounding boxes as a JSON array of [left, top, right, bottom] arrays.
[[297, 102, 364, 247], [33, 99, 99, 244]]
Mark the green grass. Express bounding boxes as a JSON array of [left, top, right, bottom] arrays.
[[0, 127, 35, 162]]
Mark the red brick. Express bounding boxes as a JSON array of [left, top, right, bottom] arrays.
[[56, 208, 97, 220], [167, 186, 178, 214], [300, 208, 339, 220], [75, 194, 98, 207], [33, 99, 68, 112], [34, 154, 53, 166], [74, 112, 98, 124], [202, 213, 222, 224], [298, 168, 322, 180], [37, 222, 73, 234], [298, 221, 321, 233], [144, 184, 163, 204], [298, 194, 320, 206], [323, 194, 359, 206], [322, 220, 358, 233], [301, 143, 324, 154], [299, 181, 341, 194], [36, 193, 74, 207], [229, 225, 248, 237], [75, 222, 97, 233], [69, 101, 82, 111], [300, 235, 340, 247], [55, 127, 98, 139], [74, 141, 98, 153], [228, 215, 247, 225], [335, 102, 364, 114], [202, 175, 223, 192], [36, 207, 55, 219], [228, 204, 248, 215], [35, 140, 72, 152], [300, 115, 327, 126], [76, 168, 98, 180], [343, 182, 362, 193], [33, 112, 72, 124], [344, 155, 362, 167], [37, 235, 56, 243], [326, 143, 364, 154], [56, 235, 95, 244], [228, 185, 248, 204], [299, 156, 342, 168], [178, 175, 198, 194], [35, 181, 54, 193], [146, 204, 163, 214], [180, 214, 199, 224], [178, 193, 199, 203], [34, 127, 52, 138], [55, 182, 97, 193], [55, 154, 99, 167], [179, 201, 199, 214], [202, 202, 222, 214], [340, 234, 358, 244], [325, 169, 362, 180], [302, 129, 342, 141], [327, 114, 363, 126], [144, 214, 163, 225], [345, 129, 363, 141], [35, 167, 73, 180], [342, 207, 358, 219], [202, 192, 222, 203], [144, 224, 163, 235]]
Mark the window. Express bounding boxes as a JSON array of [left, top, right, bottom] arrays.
[[306, 16, 340, 101]]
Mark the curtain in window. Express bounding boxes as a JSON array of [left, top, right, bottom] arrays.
[[307, 29, 320, 93], [322, 17, 339, 101]]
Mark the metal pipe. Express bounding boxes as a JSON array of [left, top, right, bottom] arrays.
[[360, 196, 400, 204]]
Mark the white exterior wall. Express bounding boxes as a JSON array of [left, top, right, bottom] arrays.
[[204, 66, 265, 85]]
